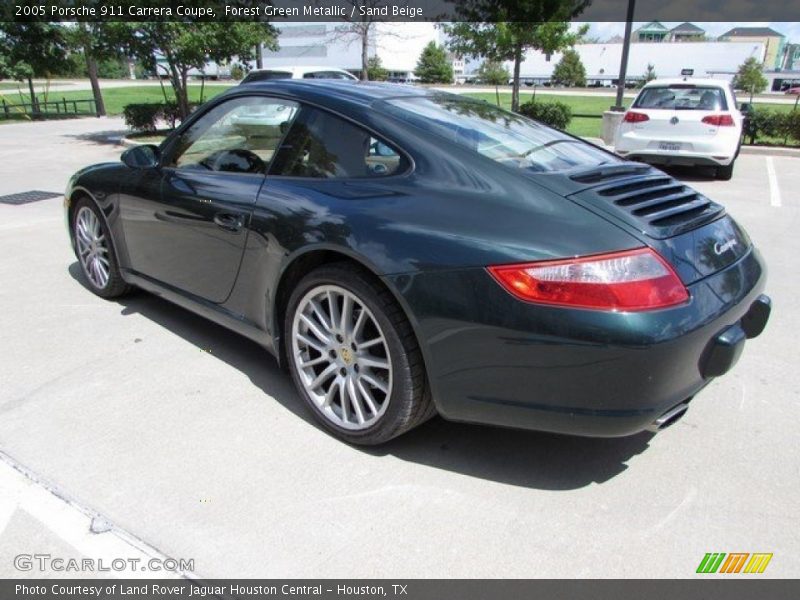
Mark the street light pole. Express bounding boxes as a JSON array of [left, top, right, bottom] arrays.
[[613, 0, 636, 111]]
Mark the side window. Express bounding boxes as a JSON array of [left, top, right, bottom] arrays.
[[269, 107, 408, 178], [166, 97, 299, 175]]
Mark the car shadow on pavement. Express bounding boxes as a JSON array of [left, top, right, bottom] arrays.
[[69, 262, 654, 491], [659, 165, 719, 182], [370, 419, 653, 490]]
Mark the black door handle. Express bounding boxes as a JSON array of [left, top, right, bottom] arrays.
[[213, 212, 245, 232]]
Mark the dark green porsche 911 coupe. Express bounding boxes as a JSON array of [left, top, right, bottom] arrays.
[[65, 80, 770, 445]]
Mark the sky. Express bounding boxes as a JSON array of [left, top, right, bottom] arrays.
[[579, 22, 800, 42]]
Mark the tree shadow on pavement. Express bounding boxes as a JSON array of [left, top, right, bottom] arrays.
[[63, 130, 130, 146], [69, 262, 654, 491]]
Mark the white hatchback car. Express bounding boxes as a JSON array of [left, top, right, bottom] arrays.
[[240, 66, 358, 84], [614, 78, 744, 180]]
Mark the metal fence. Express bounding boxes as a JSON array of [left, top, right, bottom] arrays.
[[0, 98, 97, 119]]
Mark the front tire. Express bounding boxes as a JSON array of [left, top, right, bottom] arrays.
[[285, 263, 434, 445], [716, 161, 734, 181], [72, 198, 131, 298]]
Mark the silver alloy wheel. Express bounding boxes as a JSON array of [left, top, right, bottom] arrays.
[[291, 284, 393, 430], [75, 206, 110, 289]]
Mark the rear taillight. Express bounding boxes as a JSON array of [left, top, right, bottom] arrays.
[[488, 248, 689, 311], [623, 111, 649, 123], [701, 114, 735, 127]]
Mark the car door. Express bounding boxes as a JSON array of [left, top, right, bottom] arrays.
[[119, 95, 299, 303]]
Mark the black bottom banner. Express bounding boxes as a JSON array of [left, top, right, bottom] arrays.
[[2, 579, 799, 600]]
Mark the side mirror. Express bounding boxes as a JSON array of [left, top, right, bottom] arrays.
[[121, 144, 160, 169], [739, 102, 752, 115]]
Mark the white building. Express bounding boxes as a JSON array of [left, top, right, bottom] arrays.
[[508, 41, 767, 85], [254, 22, 449, 81]]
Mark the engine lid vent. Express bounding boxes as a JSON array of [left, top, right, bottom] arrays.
[[568, 166, 724, 239]]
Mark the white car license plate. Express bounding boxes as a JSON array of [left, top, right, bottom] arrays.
[[659, 142, 682, 151]]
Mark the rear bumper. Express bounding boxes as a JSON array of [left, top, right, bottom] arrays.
[[615, 131, 739, 166], [388, 249, 768, 437], [620, 153, 732, 168]]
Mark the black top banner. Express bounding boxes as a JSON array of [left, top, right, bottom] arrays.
[[4, 0, 800, 23]]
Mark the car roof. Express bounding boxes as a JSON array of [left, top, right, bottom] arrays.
[[230, 78, 444, 107], [642, 78, 730, 88]]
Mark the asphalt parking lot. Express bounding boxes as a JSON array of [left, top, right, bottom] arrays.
[[0, 117, 798, 579]]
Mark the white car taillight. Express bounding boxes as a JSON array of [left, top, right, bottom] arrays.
[[623, 111, 650, 123], [702, 114, 735, 126]]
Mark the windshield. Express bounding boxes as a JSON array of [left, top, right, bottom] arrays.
[[634, 85, 728, 111], [383, 96, 617, 173]]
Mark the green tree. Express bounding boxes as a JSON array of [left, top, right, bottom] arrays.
[[551, 48, 586, 87], [0, 22, 67, 115], [733, 57, 768, 101], [120, 22, 278, 118], [644, 63, 657, 82], [444, 1, 589, 111], [367, 56, 388, 81], [476, 60, 510, 85], [64, 23, 130, 117], [414, 42, 454, 84]]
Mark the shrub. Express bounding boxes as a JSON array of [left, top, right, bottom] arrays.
[[122, 103, 162, 132], [230, 63, 245, 81], [743, 109, 800, 145], [783, 110, 800, 143], [517, 101, 572, 130], [123, 102, 198, 131], [98, 58, 129, 79]]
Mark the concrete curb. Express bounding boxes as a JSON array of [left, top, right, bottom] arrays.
[[119, 136, 140, 148], [738, 145, 800, 158]]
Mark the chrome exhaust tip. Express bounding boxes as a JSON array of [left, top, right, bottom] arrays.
[[647, 402, 689, 432]]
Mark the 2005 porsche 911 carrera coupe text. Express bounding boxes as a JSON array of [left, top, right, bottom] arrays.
[[65, 80, 771, 445]]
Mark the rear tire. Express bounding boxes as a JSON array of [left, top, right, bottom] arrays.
[[72, 197, 132, 299], [716, 161, 734, 181], [284, 263, 434, 445]]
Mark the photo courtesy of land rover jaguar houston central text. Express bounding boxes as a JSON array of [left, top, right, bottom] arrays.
[[65, 80, 771, 445]]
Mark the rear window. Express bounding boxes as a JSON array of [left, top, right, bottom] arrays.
[[242, 71, 292, 84], [634, 85, 728, 111], [302, 71, 356, 80], [383, 96, 618, 173]]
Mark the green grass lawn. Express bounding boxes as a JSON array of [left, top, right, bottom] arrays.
[[464, 92, 617, 138], [49, 84, 232, 115], [465, 91, 621, 115], [0, 84, 232, 125]]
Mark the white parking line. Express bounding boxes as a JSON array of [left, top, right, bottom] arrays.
[[765, 156, 782, 208], [0, 451, 196, 579]]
